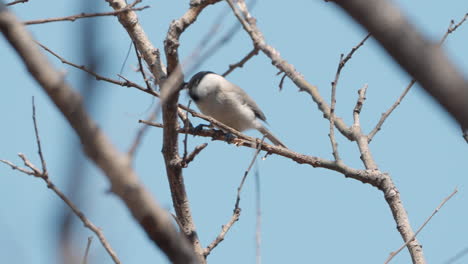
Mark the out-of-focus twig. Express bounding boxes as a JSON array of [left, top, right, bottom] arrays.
[[82, 237, 93, 264], [6, 0, 28, 6]]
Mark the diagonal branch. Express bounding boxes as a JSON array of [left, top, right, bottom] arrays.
[[24, 1, 148, 25], [222, 47, 259, 77]]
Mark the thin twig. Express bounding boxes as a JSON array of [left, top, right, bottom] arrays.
[[181, 143, 208, 168], [37, 41, 165, 105], [384, 188, 458, 264], [204, 138, 264, 256], [133, 44, 152, 90], [439, 13, 468, 45], [235, 138, 264, 211], [222, 47, 259, 77], [0, 159, 34, 175], [367, 80, 414, 142], [24, 1, 148, 25], [277, 72, 287, 91], [31, 97, 48, 175], [329, 54, 344, 162], [82, 236, 93, 264], [6, 0, 28, 6]]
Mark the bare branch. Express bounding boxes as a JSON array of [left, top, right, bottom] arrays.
[[329, 54, 344, 162], [0, 158, 35, 175], [226, 0, 354, 140], [353, 84, 368, 127], [342, 33, 371, 65], [31, 97, 47, 175], [181, 143, 208, 168], [385, 188, 458, 264], [222, 47, 259, 77], [367, 80, 413, 142], [439, 13, 468, 45], [24, 2, 149, 25], [162, 1, 223, 262], [106, 0, 166, 84]]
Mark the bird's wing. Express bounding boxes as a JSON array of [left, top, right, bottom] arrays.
[[226, 83, 267, 122]]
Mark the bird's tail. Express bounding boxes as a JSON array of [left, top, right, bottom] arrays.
[[257, 125, 287, 148]]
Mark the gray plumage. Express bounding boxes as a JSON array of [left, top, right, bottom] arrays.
[[187, 71, 286, 147]]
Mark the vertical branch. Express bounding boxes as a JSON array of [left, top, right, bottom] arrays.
[[162, 1, 222, 262]]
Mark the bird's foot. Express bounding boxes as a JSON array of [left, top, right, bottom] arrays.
[[192, 123, 211, 134], [224, 132, 237, 144]]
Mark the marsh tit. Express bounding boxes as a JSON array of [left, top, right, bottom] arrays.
[[186, 71, 286, 148]]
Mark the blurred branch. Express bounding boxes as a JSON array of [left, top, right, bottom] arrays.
[[24, 1, 148, 25], [385, 188, 458, 264], [82, 237, 93, 264], [127, 108, 157, 159], [332, 0, 468, 132], [6, 0, 28, 6], [0, 6, 198, 264]]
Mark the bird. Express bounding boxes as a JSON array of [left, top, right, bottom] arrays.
[[186, 71, 286, 148]]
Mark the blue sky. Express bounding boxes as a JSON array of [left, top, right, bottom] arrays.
[[1, 0, 467, 263]]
